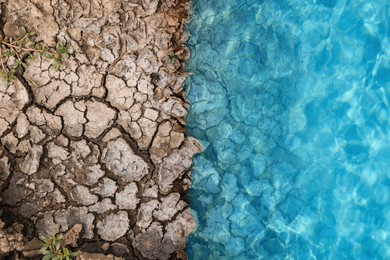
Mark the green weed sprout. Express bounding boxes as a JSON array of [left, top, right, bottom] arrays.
[[39, 233, 78, 260], [0, 26, 70, 83], [166, 52, 177, 64]]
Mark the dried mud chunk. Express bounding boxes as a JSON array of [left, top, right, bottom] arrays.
[[91, 178, 118, 197], [20, 202, 40, 218], [124, 34, 139, 52], [70, 140, 92, 160], [18, 141, 32, 156], [150, 121, 184, 163], [110, 55, 140, 85], [145, 13, 163, 34], [120, 120, 142, 141], [47, 142, 69, 164], [85, 101, 116, 138], [115, 182, 139, 210], [171, 102, 187, 118], [0, 79, 29, 136], [110, 242, 130, 256], [137, 78, 155, 96], [137, 200, 159, 229], [15, 114, 30, 138], [19, 145, 43, 175], [36, 211, 60, 237], [22, 237, 43, 258], [161, 209, 196, 255], [74, 164, 105, 186], [26, 106, 62, 136], [88, 198, 117, 214], [117, 108, 143, 137], [154, 29, 172, 49], [70, 185, 99, 206], [171, 74, 188, 93], [74, 19, 101, 35], [143, 184, 158, 198], [1, 133, 18, 154], [0, 153, 10, 190], [34, 179, 55, 198], [159, 137, 203, 194], [49, 188, 67, 204], [74, 65, 104, 97], [97, 211, 129, 241], [153, 193, 181, 222], [150, 138, 172, 163], [0, 118, 9, 138], [63, 70, 79, 86], [54, 207, 95, 239], [132, 222, 164, 260], [24, 58, 51, 86], [156, 69, 174, 89], [55, 100, 86, 137], [137, 48, 160, 74], [28, 125, 46, 144], [136, 117, 158, 150], [106, 75, 136, 110], [144, 108, 159, 121], [142, 0, 159, 16], [3, 172, 31, 205], [100, 29, 121, 63], [33, 80, 71, 110], [102, 138, 149, 183], [161, 98, 187, 118], [102, 128, 122, 142]]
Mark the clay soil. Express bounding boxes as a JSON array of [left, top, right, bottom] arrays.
[[0, 0, 201, 259]]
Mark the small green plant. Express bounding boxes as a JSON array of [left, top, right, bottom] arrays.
[[39, 233, 78, 260], [0, 26, 70, 83], [166, 52, 177, 64]]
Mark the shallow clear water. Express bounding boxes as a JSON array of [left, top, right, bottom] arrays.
[[185, 0, 390, 259]]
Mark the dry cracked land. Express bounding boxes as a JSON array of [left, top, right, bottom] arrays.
[[0, 0, 202, 259]]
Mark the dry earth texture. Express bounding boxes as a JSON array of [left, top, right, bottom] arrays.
[[0, 0, 202, 259]]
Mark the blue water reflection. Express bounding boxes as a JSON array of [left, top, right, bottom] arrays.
[[185, 0, 390, 259]]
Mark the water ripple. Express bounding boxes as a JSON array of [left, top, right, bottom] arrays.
[[185, 0, 390, 258]]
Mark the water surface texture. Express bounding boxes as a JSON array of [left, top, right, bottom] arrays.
[[185, 0, 390, 259]]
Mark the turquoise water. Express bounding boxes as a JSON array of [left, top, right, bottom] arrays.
[[185, 0, 390, 259]]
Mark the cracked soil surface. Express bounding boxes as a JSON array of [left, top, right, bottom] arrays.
[[0, 0, 202, 259]]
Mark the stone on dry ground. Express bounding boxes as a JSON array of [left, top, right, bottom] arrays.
[[0, 0, 202, 259], [63, 224, 83, 247]]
